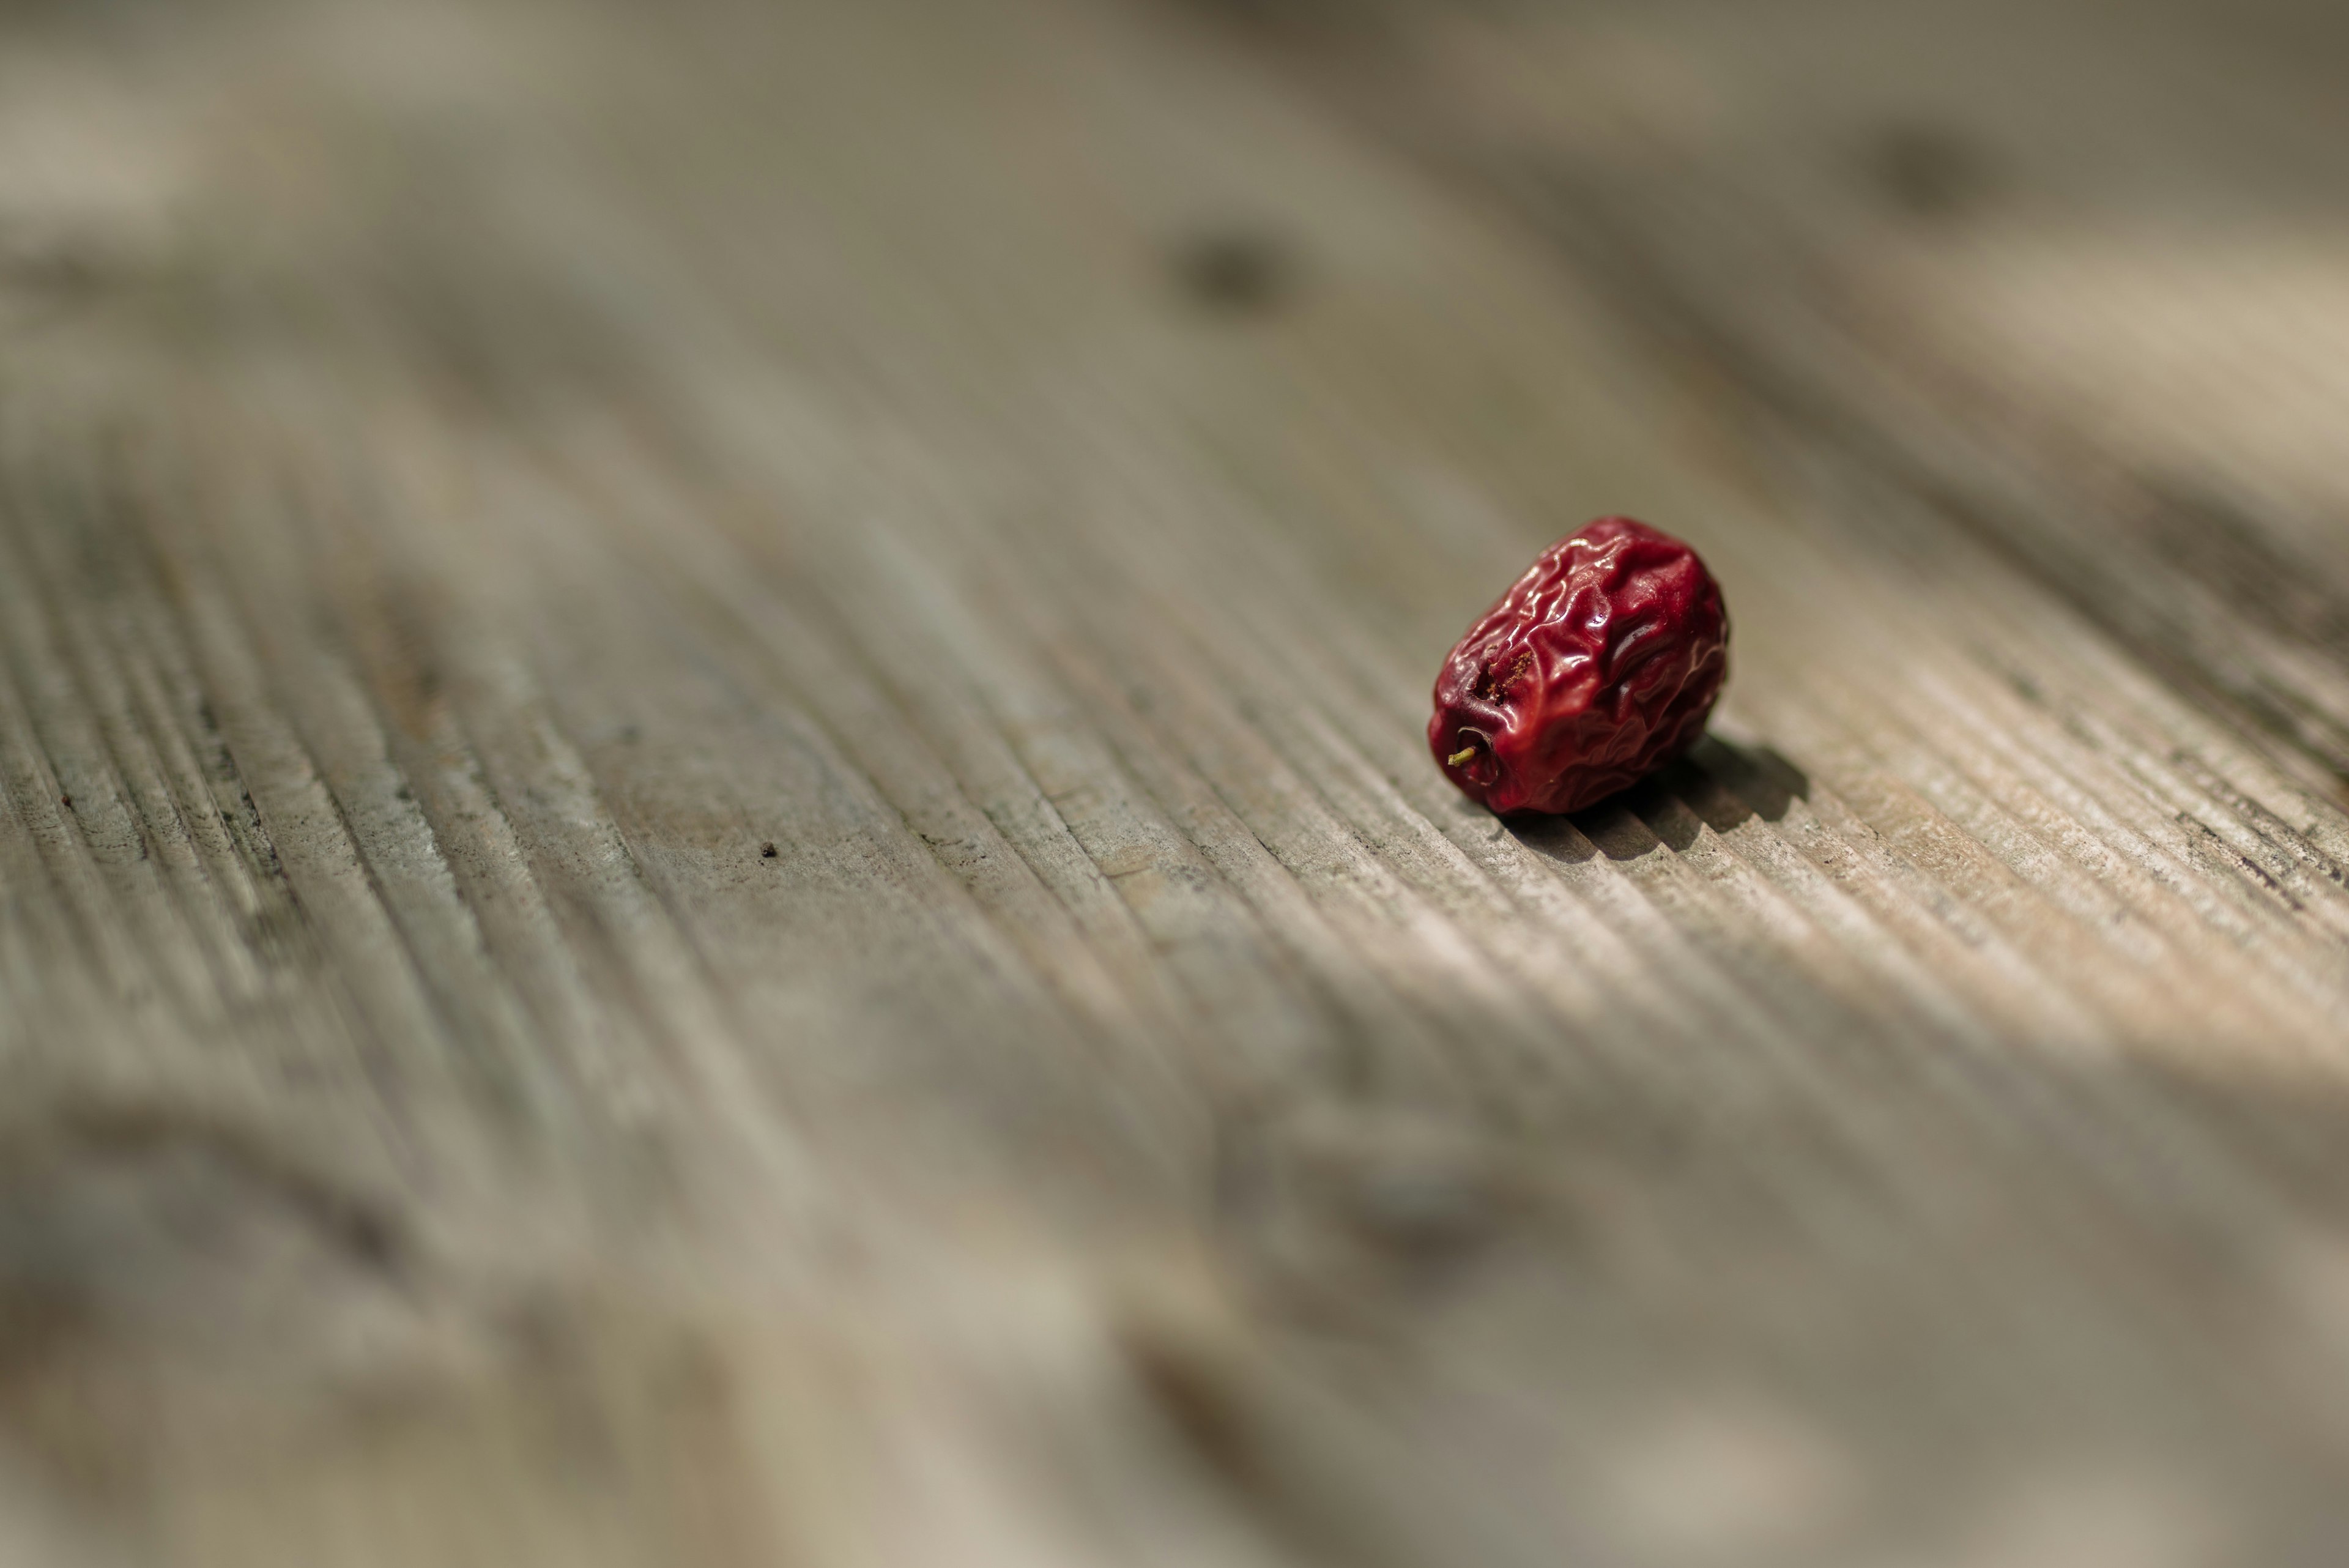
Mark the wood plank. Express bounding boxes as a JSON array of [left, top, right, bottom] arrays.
[[1, 0, 2347, 1561]]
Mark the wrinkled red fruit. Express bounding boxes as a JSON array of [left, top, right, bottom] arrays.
[[1429, 517, 1729, 816]]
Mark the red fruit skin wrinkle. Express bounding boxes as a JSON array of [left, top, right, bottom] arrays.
[[1429, 517, 1729, 816]]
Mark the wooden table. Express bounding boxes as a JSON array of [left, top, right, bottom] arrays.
[[4, 0, 2347, 1560]]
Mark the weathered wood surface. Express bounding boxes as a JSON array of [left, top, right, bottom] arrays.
[[3, 0, 2349, 1561]]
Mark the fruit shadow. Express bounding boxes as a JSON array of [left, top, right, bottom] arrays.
[[1498, 735, 1809, 865]]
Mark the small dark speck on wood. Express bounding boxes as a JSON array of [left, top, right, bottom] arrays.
[[1173, 230, 1297, 317], [1866, 123, 1997, 218], [760, 841, 778, 858]]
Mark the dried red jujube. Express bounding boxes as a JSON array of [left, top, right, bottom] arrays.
[[1428, 516, 1728, 816]]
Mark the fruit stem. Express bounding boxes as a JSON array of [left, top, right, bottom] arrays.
[[1446, 746, 1477, 767]]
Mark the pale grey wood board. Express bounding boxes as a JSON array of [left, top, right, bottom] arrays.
[[0, 0, 2347, 1561]]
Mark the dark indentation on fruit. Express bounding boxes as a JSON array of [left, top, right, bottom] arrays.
[[1472, 650, 1532, 703]]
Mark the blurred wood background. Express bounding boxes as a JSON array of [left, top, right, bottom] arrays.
[[3, 0, 2349, 1561]]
